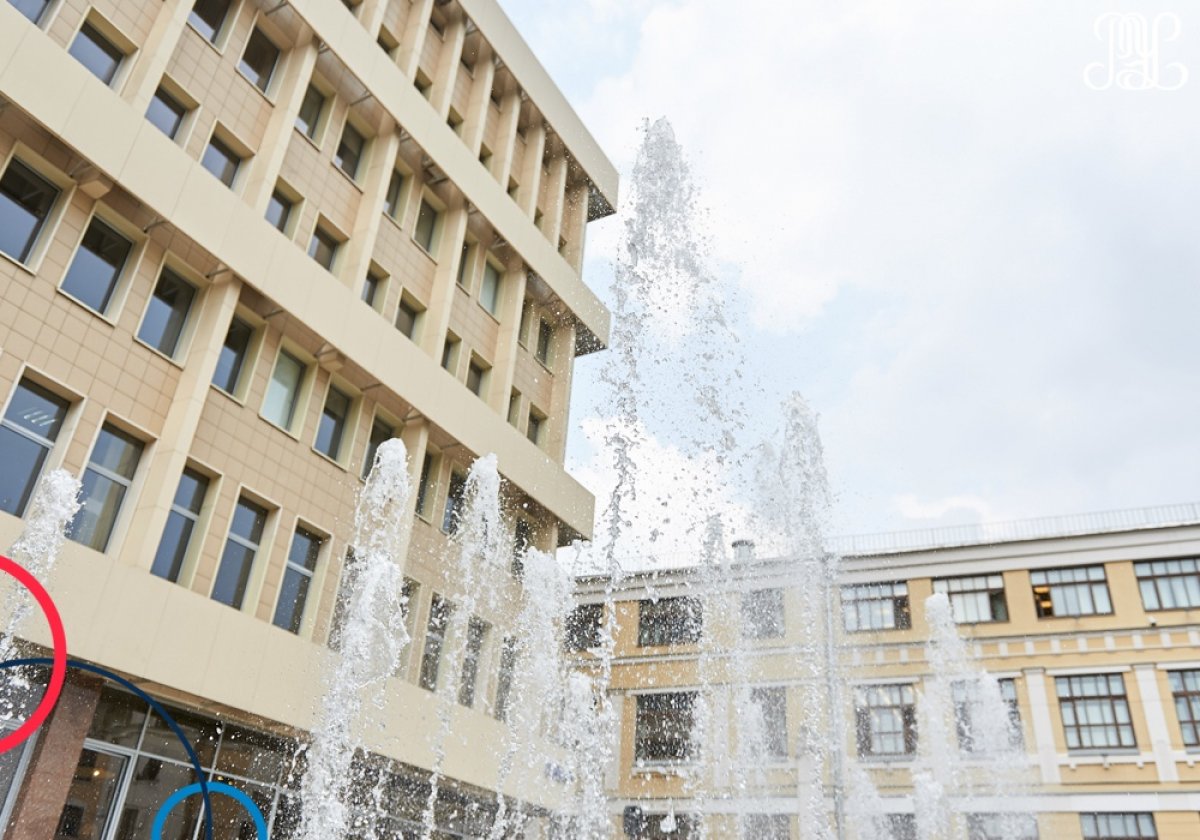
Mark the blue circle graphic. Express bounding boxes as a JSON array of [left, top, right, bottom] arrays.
[[152, 781, 267, 840]]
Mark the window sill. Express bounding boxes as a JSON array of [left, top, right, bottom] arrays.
[[858, 755, 916, 765], [330, 161, 365, 193], [380, 210, 404, 232], [411, 236, 438, 264], [208, 382, 248, 407], [0, 249, 38, 277], [1064, 748, 1140, 757], [311, 446, 350, 473], [55, 287, 119, 328], [258, 412, 302, 441], [475, 299, 501, 324], [132, 337, 186, 370], [632, 762, 695, 775], [234, 68, 279, 106], [293, 125, 325, 153], [185, 21, 232, 58]]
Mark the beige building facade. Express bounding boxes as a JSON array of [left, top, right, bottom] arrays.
[[0, 0, 615, 836], [574, 511, 1200, 839]]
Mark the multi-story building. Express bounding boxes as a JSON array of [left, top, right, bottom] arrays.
[[574, 507, 1200, 840], [0, 0, 616, 836]]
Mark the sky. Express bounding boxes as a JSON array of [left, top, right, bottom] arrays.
[[498, 0, 1200, 557]]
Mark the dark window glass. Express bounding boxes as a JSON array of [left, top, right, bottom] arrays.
[[314, 385, 351, 459], [308, 225, 339, 270], [0, 379, 69, 516], [212, 317, 253, 395], [842, 581, 911, 632], [334, 123, 365, 179], [1080, 813, 1157, 839], [61, 218, 132, 313], [201, 135, 240, 187], [479, 261, 500, 314], [493, 637, 518, 722], [1056, 674, 1136, 750], [57, 748, 127, 839], [362, 418, 393, 479], [384, 170, 404, 218], [395, 298, 419, 339], [362, 271, 382, 307], [742, 588, 786, 639], [295, 84, 324, 139], [414, 199, 438, 252], [189, 0, 232, 43], [526, 410, 542, 445], [511, 517, 532, 578], [419, 594, 452, 690], [1031, 565, 1112, 617], [146, 87, 187, 139], [212, 497, 267, 608], [565, 603, 603, 651], [457, 617, 488, 706], [441, 471, 466, 534], [150, 468, 209, 582], [265, 189, 293, 232], [69, 22, 124, 85], [1169, 670, 1200, 748], [69, 424, 144, 551], [638, 597, 702, 647], [1135, 558, 1200, 610], [10, 0, 51, 24], [0, 159, 59, 263], [933, 574, 1008, 623], [536, 319, 553, 365], [415, 453, 433, 516], [466, 361, 485, 396], [273, 527, 322, 633], [441, 337, 458, 371], [855, 683, 917, 757], [137, 268, 195, 357], [634, 692, 696, 762], [238, 29, 279, 93], [456, 242, 471, 287]]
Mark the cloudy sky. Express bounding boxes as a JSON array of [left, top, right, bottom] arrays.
[[500, 0, 1200, 555]]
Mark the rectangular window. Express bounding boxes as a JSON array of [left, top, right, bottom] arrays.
[[512, 517, 532, 578], [565, 603, 603, 651], [535, 319, 553, 366], [1032, 565, 1112, 618], [855, 684, 917, 757], [1056, 674, 1136, 750], [384, 170, 404, 218], [262, 349, 305, 429], [273, 526, 323, 633], [967, 814, 1039, 840], [456, 241, 471, 287], [11, 0, 51, 24], [458, 616, 489, 707], [441, 471, 466, 534], [741, 815, 790, 840], [441, 335, 460, 372], [842, 581, 911, 632], [1135, 558, 1200, 610], [146, 86, 187, 139], [238, 29, 279, 93], [0, 159, 60, 264], [419, 594, 452, 691], [150, 468, 209, 582], [518, 302, 531, 347], [742, 588, 785, 639], [188, 0, 233, 43], [62, 218, 133, 314], [1080, 814, 1156, 839], [308, 224, 340, 271], [395, 296, 421, 340], [507, 390, 521, 426], [888, 815, 917, 840], [201, 134, 241, 187], [211, 497, 268, 609], [362, 417, 394, 480], [265, 189, 294, 233], [69, 22, 125, 85], [526, 409, 543, 446], [479, 261, 500, 314], [493, 637, 518, 722], [415, 453, 434, 517], [1168, 670, 1200, 748], [638, 596, 702, 647], [314, 385, 351, 460], [334, 123, 365, 180], [295, 84, 325, 139], [69, 424, 144, 552], [0, 379, 69, 517], [933, 574, 1008, 623], [137, 268, 195, 357], [212, 316, 253, 395], [749, 686, 788, 758], [952, 677, 1022, 753], [466, 359, 486, 397], [414, 199, 439, 253], [634, 692, 696, 763]]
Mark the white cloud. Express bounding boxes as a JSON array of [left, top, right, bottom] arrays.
[[892, 494, 1007, 526]]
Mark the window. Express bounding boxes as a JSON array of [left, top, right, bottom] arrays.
[[518, 302, 532, 347], [188, 0, 232, 43], [441, 335, 460, 372], [458, 617, 489, 707], [396, 296, 421, 339], [456, 241, 471, 287], [1080, 814, 1156, 839], [362, 269, 383, 308], [953, 677, 1022, 753], [314, 385, 351, 460], [212, 497, 268, 608], [967, 814, 1039, 840], [146, 86, 188, 139], [447, 108, 463, 135], [507, 390, 521, 426], [308, 224, 340, 271], [201, 134, 241, 187], [137, 268, 195, 357], [273, 526, 323, 633], [855, 684, 917, 757], [0, 379, 69, 517], [933, 574, 1008, 623], [334, 123, 365, 180], [377, 27, 398, 56], [842, 581, 911, 632], [419, 594, 452, 691], [238, 29, 279, 93], [512, 517, 532, 578], [565, 603, 603, 651], [384, 170, 405, 219], [1056, 674, 1136, 750], [479, 261, 500, 314], [11, 0, 51, 24], [295, 84, 325, 139], [493, 637, 518, 722], [742, 588, 785, 639], [536, 319, 553, 366], [1168, 670, 1200, 747], [0, 159, 60, 264], [741, 815, 790, 840], [414, 199, 439, 253], [748, 686, 787, 758], [62, 218, 133, 314], [69, 22, 125, 85], [69, 424, 144, 552], [415, 453, 434, 517], [887, 815, 917, 840], [262, 349, 305, 429], [362, 417, 394, 480], [634, 692, 696, 763], [266, 188, 294, 233], [526, 408, 543, 446], [1135, 558, 1200, 610], [150, 468, 208, 582], [1031, 565, 1112, 617], [466, 359, 486, 397], [441, 471, 466, 534], [638, 596, 702, 647], [212, 316, 253, 395]]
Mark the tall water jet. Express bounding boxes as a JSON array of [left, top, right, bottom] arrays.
[[298, 439, 414, 840]]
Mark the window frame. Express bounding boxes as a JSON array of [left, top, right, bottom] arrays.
[[272, 523, 325, 634], [741, 587, 786, 640], [145, 80, 196, 143], [637, 596, 702, 648], [307, 219, 343, 272], [149, 465, 212, 584], [187, 0, 237, 47], [58, 212, 138, 318], [1055, 673, 1137, 751], [413, 196, 442, 255], [1031, 565, 1113, 618], [134, 264, 199, 361], [0, 154, 66, 269], [313, 381, 354, 463], [854, 683, 918, 759], [211, 493, 271, 610], [68, 420, 147, 553], [842, 581, 911, 632], [1134, 558, 1200, 611], [1080, 813, 1157, 839], [260, 345, 310, 434], [236, 26, 281, 95], [201, 128, 245, 189], [334, 120, 367, 181], [211, 312, 259, 401], [932, 574, 1008, 624], [419, 593, 453, 691], [633, 690, 698, 765], [294, 82, 329, 143], [395, 292, 424, 341], [0, 374, 73, 518], [68, 16, 132, 87], [1167, 669, 1200, 748]]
